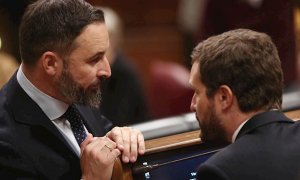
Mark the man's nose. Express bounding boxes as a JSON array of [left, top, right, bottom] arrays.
[[190, 94, 196, 112], [97, 56, 111, 78]]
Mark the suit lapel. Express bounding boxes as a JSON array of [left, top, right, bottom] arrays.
[[6, 74, 77, 155], [6, 73, 111, 148], [236, 111, 294, 140], [76, 104, 112, 137]]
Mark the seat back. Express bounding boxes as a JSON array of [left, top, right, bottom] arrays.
[[148, 61, 194, 119]]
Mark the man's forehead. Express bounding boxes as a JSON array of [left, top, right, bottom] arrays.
[[189, 62, 200, 85], [191, 62, 200, 76]]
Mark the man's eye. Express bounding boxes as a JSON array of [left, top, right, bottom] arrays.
[[91, 58, 98, 63], [88, 53, 104, 65], [90, 57, 100, 64]]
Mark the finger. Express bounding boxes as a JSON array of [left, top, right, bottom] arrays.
[[99, 141, 120, 164], [120, 127, 130, 163], [98, 138, 117, 154], [82, 136, 106, 157], [100, 143, 113, 154], [80, 133, 94, 153], [137, 132, 145, 155], [129, 130, 138, 162], [106, 127, 124, 151], [101, 138, 116, 151], [107, 149, 121, 163], [104, 136, 117, 149]]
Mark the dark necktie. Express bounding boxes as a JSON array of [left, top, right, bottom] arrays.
[[62, 105, 87, 145]]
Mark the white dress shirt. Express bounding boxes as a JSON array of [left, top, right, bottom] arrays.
[[231, 120, 248, 143], [231, 109, 279, 142], [17, 64, 86, 156]]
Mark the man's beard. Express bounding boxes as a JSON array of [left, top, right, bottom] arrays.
[[58, 67, 102, 108], [198, 103, 228, 143]]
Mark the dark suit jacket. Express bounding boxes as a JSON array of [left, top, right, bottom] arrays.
[[197, 111, 300, 180], [0, 73, 113, 179]]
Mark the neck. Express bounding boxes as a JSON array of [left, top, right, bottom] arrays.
[[225, 108, 266, 142], [22, 63, 67, 103]]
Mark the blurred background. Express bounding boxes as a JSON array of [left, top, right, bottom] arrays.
[[1, 0, 300, 127]]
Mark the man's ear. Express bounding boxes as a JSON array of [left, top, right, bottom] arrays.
[[215, 85, 233, 110], [41, 52, 61, 76]]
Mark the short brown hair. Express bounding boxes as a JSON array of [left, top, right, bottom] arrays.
[[19, 0, 105, 65], [191, 29, 283, 112]]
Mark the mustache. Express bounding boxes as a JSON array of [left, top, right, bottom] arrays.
[[90, 76, 107, 87], [99, 76, 107, 84]]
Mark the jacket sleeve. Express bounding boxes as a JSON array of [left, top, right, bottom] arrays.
[[197, 163, 230, 180], [100, 114, 114, 132], [0, 141, 37, 178]]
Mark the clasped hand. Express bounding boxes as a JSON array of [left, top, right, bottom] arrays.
[[80, 127, 145, 180]]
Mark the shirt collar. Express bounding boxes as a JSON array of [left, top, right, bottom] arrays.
[[231, 120, 248, 143], [231, 109, 279, 142], [17, 64, 68, 120]]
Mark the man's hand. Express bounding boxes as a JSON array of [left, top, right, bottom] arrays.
[[106, 127, 145, 163], [80, 134, 121, 180]]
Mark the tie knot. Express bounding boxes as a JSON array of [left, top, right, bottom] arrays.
[[63, 105, 87, 145], [63, 105, 82, 122]]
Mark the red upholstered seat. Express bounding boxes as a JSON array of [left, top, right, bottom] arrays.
[[148, 61, 194, 119]]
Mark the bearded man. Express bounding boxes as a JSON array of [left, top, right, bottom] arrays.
[[0, 0, 144, 179], [189, 29, 300, 180]]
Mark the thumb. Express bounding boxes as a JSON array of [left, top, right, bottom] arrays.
[[80, 133, 93, 153]]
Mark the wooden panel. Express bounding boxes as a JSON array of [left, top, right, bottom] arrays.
[[284, 108, 300, 120], [87, 0, 180, 26], [123, 27, 184, 90], [145, 130, 200, 154]]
